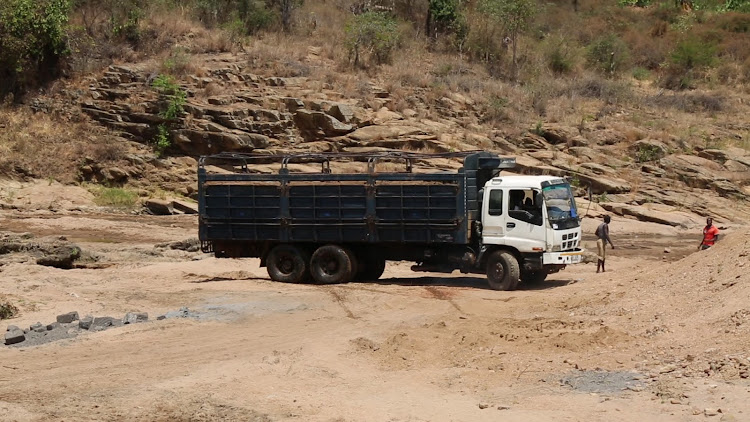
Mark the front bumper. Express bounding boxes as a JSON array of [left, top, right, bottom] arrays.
[[543, 249, 583, 265]]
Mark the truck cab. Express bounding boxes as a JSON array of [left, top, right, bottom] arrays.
[[478, 176, 582, 289]]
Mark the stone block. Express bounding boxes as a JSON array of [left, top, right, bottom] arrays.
[[4, 329, 25, 345], [92, 316, 117, 329], [30, 322, 45, 333], [123, 312, 149, 324], [79, 315, 93, 330], [57, 311, 80, 324]]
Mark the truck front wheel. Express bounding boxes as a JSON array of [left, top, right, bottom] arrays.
[[486, 251, 520, 291], [310, 245, 356, 284], [521, 270, 547, 284], [267, 245, 310, 283]]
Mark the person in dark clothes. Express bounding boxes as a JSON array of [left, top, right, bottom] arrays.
[[595, 215, 615, 273]]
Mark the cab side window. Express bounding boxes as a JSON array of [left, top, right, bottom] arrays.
[[488, 190, 503, 216], [508, 189, 543, 226]]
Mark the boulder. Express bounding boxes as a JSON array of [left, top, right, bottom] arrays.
[[698, 149, 730, 163], [100, 167, 129, 183], [515, 133, 548, 150], [145, 199, 174, 215], [328, 103, 355, 124], [373, 107, 402, 124], [30, 322, 45, 333], [174, 130, 267, 155], [293, 110, 354, 139], [255, 109, 282, 122], [171, 200, 198, 214], [320, 113, 354, 136], [540, 125, 578, 145], [281, 97, 305, 112], [37, 245, 82, 269]]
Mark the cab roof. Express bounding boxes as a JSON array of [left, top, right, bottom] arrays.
[[485, 175, 568, 189]]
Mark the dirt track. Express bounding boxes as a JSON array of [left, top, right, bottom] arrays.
[[1, 209, 749, 422]]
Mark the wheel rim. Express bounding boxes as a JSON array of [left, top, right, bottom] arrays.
[[278, 256, 294, 274], [489, 261, 505, 282], [322, 254, 339, 275]]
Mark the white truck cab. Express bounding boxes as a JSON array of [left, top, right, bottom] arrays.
[[478, 175, 583, 288]]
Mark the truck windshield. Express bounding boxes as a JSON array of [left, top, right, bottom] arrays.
[[542, 183, 579, 228]]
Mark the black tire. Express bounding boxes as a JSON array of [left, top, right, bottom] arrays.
[[267, 245, 310, 283], [310, 244, 355, 284], [521, 270, 547, 284], [345, 247, 358, 282], [357, 254, 386, 281], [486, 250, 520, 291]]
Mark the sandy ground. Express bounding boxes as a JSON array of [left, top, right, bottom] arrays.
[[1, 199, 749, 421]]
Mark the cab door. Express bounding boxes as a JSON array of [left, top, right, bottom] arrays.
[[481, 188, 506, 244], [504, 189, 547, 252]]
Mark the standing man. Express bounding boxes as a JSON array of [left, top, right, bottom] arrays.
[[699, 217, 719, 250], [595, 215, 615, 273]]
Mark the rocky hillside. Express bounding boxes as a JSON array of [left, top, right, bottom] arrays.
[[21, 46, 742, 226]]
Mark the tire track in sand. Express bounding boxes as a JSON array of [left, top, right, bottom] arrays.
[[423, 286, 464, 314], [321, 286, 357, 319]]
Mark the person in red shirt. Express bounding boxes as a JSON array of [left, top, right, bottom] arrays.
[[699, 217, 719, 250]]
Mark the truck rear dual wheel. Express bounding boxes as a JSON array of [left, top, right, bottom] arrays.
[[486, 250, 520, 291], [310, 245, 357, 284], [356, 254, 386, 281], [267, 245, 311, 283]]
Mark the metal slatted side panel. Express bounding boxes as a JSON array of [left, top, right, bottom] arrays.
[[201, 182, 283, 241], [288, 184, 368, 242], [374, 181, 464, 244], [199, 171, 471, 245]]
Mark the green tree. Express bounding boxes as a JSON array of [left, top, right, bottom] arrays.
[[479, 0, 536, 81], [426, 0, 462, 38], [661, 36, 717, 89], [151, 74, 186, 156], [0, 0, 71, 98], [345, 12, 400, 68], [723, 0, 750, 12], [586, 34, 630, 76]]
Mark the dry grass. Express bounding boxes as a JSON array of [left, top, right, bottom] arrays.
[[0, 108, 126, 183]]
